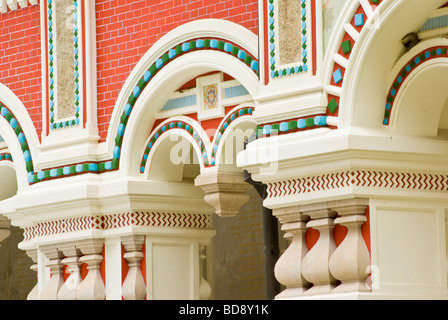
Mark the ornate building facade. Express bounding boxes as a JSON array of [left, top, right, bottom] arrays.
[[1, 0, 448, 300]]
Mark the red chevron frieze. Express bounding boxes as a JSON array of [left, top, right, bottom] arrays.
[[23, 211, 212, 241], [266, 171, 448, 199]]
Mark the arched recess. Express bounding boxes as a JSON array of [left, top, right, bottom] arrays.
[[387, 47, 448, 137], [103, 19, 259, 175], [0, 83, 39, 190], [213, 103, 258, 173], [335, 0, 448, 130], [0, 162, 18, 200], [0, 160, 18, 244], [143, 119, 206, 183]]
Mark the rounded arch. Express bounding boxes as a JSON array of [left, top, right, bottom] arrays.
[[145, 128, 204, 183], [330, 0, 448, 129], [103, 19, 259, 175], [384, 40, 448, 136], [140, 116, 210, 175], [0, 83, 39, 189], [110, 20, 259, 176], [212, 104, 257, 171]]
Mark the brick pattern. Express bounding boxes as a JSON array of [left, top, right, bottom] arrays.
[[0, 5, 41, 138], [96, 0, 259, 141]]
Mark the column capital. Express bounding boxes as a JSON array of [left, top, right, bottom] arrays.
[[327, 198, 369, 216], [121, 235, 145, 252], [75, 238, 104, 255], [195, 170, 252, 217], [273, 206, 309, 224]]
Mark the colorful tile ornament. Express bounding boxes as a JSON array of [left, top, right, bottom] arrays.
[[255, 115, 328, 137], [47, 0, 81, 131], [203, 84, 219, 110], [268, 0, 309, 79]]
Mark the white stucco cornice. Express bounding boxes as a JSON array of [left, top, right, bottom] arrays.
[[0, 0, 38, 13]]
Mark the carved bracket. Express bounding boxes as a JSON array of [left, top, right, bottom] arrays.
[[195, 170, 252, 217]]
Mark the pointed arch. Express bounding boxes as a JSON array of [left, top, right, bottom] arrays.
[[322, 0, 448, 131]]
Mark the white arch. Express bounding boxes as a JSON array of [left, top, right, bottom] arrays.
[[385, 37, 448, 136], [0, 83, 39, 190], [334, 0, 447, 129], [141, 115, 210, 175], [145, 128, 205, 182], [103, 19, 259, 170]]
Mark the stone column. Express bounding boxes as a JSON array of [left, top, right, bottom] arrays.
[[76, 239, 105, 300], [58, 244, 83, 300], [273, 206, 310, 298], [39, 245, 65, 300], [26, 249, 39, 300], [121, 235, 146, 300], [329, 199, 371, 294], [301, 204, 338, 296]]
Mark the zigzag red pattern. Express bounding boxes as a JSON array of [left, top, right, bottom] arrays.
[[267, 170, 448, 199], [23, 211, 211, 241]]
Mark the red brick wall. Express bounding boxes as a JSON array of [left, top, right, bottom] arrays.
[[0, 5, 42, 139], [96, 0, 259, 141]]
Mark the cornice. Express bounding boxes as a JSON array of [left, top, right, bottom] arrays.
[[0, 0, 38, 13]]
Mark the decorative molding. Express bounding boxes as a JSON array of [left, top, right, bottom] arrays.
[[0, 0, 38, 13], [23, 211, 212, 241], [0, 153, 13, 162], [267, 170, 448, 199], [255, 115, 330, 137]]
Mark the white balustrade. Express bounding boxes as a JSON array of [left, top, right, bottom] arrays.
[[199, 245, 212, 300], [329, 199, 371, 294], [273, 207, 310, 298], [58, 245, 82, 300], [26, 249, 39, 300], [121, 235, 146, 300], [39, 245, 65, 300], [301, 205, 338, 296], [76, 239, 105, 300]]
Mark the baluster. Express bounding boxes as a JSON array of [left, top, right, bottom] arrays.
[[58, 245, 82, 300], [122, 235, 146, 300], [199, 245, 212, 300], [329, 199, 371, 293], [76, 239, 105, 300], [301, 204, 338, 296], [273, 207, 310, 298], [39, 245, 65, 300], [26, 249, 39, 300]]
